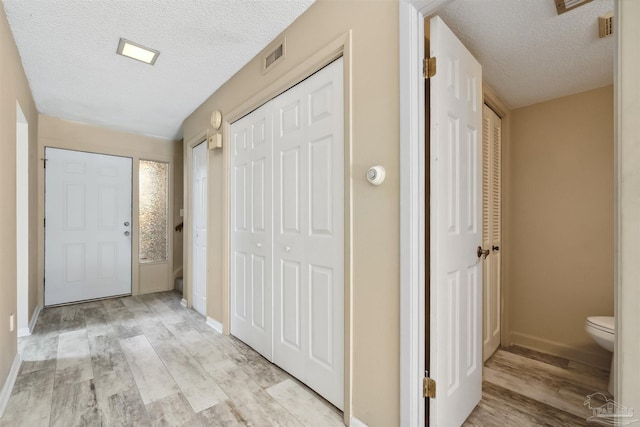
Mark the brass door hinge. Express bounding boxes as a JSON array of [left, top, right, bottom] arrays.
[[423, 57, 436, 79], [423, 375, 436, 398]]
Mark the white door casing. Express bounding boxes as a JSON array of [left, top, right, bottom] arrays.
[[272, 58, 344, 409], [45, 148, 132, 306], [192, 142, 208, 316], [429, 15, 483, 427], [16, 102, 29, 333], [231, 102, 273, 358], [230, 57, 344, 410], [482, 104, 502, 362]]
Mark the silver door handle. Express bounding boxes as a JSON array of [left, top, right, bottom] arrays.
[[124, 231, 131, 236], [477, 246, 489, 259]]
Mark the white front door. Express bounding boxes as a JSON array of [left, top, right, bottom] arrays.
[[429, 16, 483, 426], [230, 57, 344, 410], [192, 141, 208, 316], [482, 104, 502, 361], [45, 148, 132, 306]]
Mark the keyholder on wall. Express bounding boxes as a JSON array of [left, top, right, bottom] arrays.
[[208, 132, 222, 150], [208, 110, 223, 149]]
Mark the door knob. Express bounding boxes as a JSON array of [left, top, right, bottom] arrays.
[[124, 231, 131, 236], [124, 221, 130, 227], [477, 246, 490, 259], [492, 245, 500, 252]]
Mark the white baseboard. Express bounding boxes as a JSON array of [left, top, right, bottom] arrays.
[[350, 416, 368, 427], [180, 298, 187, 308], [17, 305, 41, 338], [509, 331, 611, 370], [206, 316, 223, 334], [0, 353, 21, 418]]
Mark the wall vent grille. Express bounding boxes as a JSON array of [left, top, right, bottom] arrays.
[[263, 40, 285, 72], [599, 12, 614, 38]]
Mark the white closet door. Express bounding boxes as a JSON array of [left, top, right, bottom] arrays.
[[272, 57, 344, 410], [45, 148, 132, 306], [231, 103, 273, 358], [230, 57, 344, 410], [482, 104, 501, 361], [192, 141, 207, 316]]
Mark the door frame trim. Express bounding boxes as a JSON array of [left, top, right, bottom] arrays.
[[223, 31, 353, 424], [399, 1, 453, 425], [184, 133, 208, 312]]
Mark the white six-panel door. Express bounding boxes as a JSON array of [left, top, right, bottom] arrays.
[[272, 58, 344, 409], [231, 57, 344, 409], [45, 148, 132, 306], [192, 141, 208, 316], [429, 16, 483, 427], [231, 102, 273, 358]]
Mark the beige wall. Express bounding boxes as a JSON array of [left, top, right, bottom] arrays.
[[37, 115, 178, 300], [0, 3, 39, 394], [505, 85, 614, 368], [182, 0, 399, 424]]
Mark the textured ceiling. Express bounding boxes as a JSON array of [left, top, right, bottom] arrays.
[[436, 0, 614, 109], [2, 0, 314, 140]]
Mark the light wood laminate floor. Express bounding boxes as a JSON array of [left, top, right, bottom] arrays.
[[1, 291, 344, 427], [2, 290, 613, 427], [464, 346, 612, 426]]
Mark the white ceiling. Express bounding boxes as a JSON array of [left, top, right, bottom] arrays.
[[2, 0, 314, 140], [436, 0, 614, 109]]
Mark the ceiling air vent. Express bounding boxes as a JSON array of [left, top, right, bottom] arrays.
[[599, 12, 613, 38], [262, 37, 286, 73], [554, 0, 594, 15]]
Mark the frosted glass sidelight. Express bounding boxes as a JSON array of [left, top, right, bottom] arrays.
[[139, 160, 168, 263]]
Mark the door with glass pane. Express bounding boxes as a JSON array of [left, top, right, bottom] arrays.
[[45, 148, 132, 305]]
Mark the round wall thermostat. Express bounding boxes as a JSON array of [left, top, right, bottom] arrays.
[[367, 165, 386, 186], [211, 111, 222, 130]]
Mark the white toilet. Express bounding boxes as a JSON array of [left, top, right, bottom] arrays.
[[585, 316, 615, 394]]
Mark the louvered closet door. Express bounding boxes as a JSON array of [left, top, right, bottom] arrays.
[[272, 57, 344, 410], [230, 102, 273, 358], [482, 104, 502, 361]]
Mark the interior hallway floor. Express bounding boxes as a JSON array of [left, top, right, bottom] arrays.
[[0, 291, 344, 426], [464, 346, 612, 426]]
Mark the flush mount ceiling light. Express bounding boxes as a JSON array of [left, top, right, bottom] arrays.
[[554, 0, 594, 15], [116, 38, 159, 65]]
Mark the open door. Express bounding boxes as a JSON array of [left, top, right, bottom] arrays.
[[428, 16, 483, 426]]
